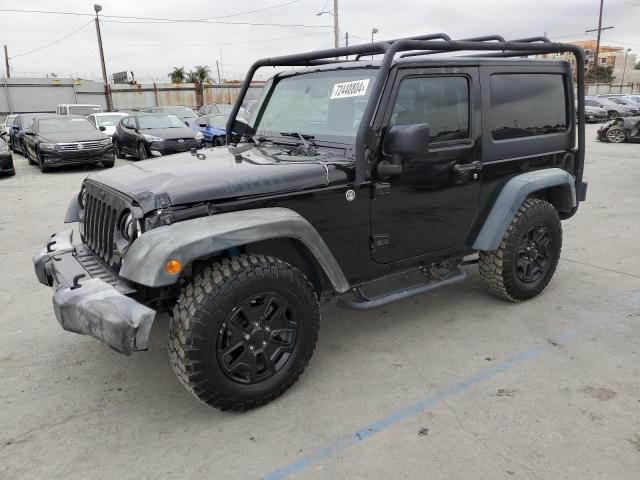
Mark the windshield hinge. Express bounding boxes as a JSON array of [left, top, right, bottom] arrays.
[[374, 182, 391, 195], [371, 234, 391, 250]]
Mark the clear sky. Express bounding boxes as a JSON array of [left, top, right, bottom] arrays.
[[1, 0, 638, 82]]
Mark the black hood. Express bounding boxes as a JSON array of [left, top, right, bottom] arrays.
[[39, 129, 109, 143], [139, 127, 197, 140], [87, 144, 353, 212]]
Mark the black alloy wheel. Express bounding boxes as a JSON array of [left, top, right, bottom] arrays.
[[217, 292, 298, 385], [168, 255, 320, 411], [514, 223, 552, 284], [479, 198, 562, 302]]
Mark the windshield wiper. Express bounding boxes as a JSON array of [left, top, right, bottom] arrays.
[[280, 132, 317, 156]]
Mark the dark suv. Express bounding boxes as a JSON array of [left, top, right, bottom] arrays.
[[113, 113, 204, 160], [33, 34, 587, 411]]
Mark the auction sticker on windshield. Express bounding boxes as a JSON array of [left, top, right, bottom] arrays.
[[330, 79, 370, 99]]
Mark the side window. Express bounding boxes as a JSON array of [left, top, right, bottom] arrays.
[[123, 117, 133, 128], [390, 76, 470, 143], [490, 74, 568, 141], [584, 100, 597, 107], [197, 116, 208, 126]]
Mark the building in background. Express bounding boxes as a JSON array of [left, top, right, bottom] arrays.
[[537, 40, 640, 84]]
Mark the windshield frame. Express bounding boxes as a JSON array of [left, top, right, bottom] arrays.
[[249, 67, 379, 145]]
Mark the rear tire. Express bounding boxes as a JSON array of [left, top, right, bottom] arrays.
[[168, 254, 320, 411], [479, 198, 561, 302]]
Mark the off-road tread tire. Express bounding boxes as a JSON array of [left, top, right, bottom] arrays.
[[479, 198, 561, 302], [168, 254, 319, 411]]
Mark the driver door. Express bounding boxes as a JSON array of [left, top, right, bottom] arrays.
[[370, 67, 482, 264]]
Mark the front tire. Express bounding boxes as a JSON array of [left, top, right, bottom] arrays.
[[606, 127, 627, 143], [114, 139, 125, 159], [168, 255, 320, 411], [479, 199, 562, 302], [137, 143, 148, 160], [213, 136, 224, 147]]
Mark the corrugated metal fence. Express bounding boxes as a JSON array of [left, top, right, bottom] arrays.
[[0, 78, 263, 116]]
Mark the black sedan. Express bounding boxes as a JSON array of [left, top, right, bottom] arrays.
[[113, 113, 204, 160], [597, 117, 640, 143], [24, 116, 114, 173], [0, 133, 14, 176]]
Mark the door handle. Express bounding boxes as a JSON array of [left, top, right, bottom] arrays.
[[452, 161, 482, 173]]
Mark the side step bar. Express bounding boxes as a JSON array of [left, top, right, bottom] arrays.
[[337, 269, 466, 310]]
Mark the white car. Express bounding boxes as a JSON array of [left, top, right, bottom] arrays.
[[2, 114, 17, 136], [87, 112, 129, 136], [56, 104, 104, 116]]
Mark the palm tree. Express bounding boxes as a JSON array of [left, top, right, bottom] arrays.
[[192, 65, 211, 84], [169, 67, 186, 83]]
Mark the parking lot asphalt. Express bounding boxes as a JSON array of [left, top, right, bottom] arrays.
[[1, 123, 639, 480]]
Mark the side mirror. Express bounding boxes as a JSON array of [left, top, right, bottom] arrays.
[[184, 121, 190, 126], [99, 126, 106, 131], [198, 123, 208, 128], [385, 123, 430, 158], [377, 123, 430, 178]]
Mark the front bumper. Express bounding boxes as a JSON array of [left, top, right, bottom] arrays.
[[0, 152, 14, 173], [33, 230, 156, 355], [148, 139, 204, 156], [40, 145, 114, 167]]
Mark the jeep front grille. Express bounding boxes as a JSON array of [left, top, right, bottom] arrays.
[[82, 182, 130, 266]]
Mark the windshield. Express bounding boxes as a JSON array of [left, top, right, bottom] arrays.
[[96, 114, 126, 127], [138, 114, 186, 129], [162, 107, 197, 119], [39, 117, 96, 133], [68, 105, 103, 116], [251, 69, 377, 142], [207, 114, 228, 127]]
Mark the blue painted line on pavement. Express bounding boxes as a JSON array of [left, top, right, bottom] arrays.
[[262, 320, 600, 480]]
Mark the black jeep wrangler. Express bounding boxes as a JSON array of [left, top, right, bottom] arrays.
[[33, 34, 587, 411]]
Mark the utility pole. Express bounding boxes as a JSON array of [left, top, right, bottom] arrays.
[[620, 48, 631, 93], [333, 0, 339, 49], [216, 60, 221, 84], [345, 32, 349, 60], [371, 28, 378, 60], [3, 45, 9, 78], [94, 4, 112, 111]]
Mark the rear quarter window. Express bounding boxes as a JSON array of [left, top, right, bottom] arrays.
[[490, 74, 568, 141]]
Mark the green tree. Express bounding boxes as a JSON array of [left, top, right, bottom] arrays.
[[189, 65, 211, 84], [586, 65, 615, 84], [634, 61, 640, 70], [169, 67, 186, 83]]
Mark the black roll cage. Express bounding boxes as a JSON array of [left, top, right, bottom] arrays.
[[226, 33, 586, 199]]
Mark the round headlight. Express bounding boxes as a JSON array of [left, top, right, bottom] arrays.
[[120, 212, 135, 242], [77, 186, 86, 209]]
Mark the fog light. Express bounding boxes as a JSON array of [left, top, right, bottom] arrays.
[[164, 259, 182, 275], [150, 150, 162, 157]]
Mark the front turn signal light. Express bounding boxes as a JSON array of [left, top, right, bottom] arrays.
[[164, 259, 182, 275]]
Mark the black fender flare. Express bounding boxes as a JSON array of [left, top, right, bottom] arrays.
[[119, 207, 351, 292], [472, 168, 576, 251]]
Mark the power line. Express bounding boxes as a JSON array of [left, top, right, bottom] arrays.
[[58, 48, 98, 74], [0, 7, 330, 28], [209, 0, 301, 19], [10, 20, 93, 59], [102, 32, 328, 48]]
